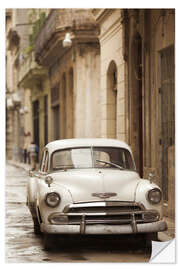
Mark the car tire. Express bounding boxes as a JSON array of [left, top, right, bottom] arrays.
[[43, 233, 53, 251], [142, 232, 158, 250], [145, 232, 158, 242], [33, 217, 41, 235]]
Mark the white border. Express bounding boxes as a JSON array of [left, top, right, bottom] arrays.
[[1, 1, 179, 269]]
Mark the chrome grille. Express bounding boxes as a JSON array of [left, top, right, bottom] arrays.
[[48, 202, 160, 230], [64, 201, 144, 213], [66, 205, 142, 213], [67, 213, 143, 224], [62, 202, 145, 225]]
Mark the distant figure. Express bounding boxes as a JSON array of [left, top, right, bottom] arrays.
[[28, 142, 37, 170], [23, 148, 27, 163], [35, 144, 39, 163]]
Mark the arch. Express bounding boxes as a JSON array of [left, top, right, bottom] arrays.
[[106, 60, 117, 138]]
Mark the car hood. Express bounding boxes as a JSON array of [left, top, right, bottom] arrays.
[[49, 168, 141, 203]]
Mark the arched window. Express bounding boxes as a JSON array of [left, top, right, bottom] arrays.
[[106, 60, 117, 138]]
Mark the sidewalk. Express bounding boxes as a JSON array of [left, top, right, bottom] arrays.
[[7, 160, 31, 172], [6, 159, 175, 242]]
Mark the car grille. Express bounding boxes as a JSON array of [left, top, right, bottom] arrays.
[[61, 201, 146, 225]]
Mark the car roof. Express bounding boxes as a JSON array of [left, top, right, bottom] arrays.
[[45, 138, 132, 154]]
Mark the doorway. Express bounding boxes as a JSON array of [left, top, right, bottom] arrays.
[[130, 33, 143, 177], [33, 100, 39, 161], [53, 105, 60, 140], [160, 46, 175, 201]]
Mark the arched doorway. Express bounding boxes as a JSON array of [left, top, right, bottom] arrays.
[[129, 33, 143, 177], [106, 61, 117, 138]]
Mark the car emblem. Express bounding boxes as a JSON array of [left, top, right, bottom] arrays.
[[92, 192, 117, 199]]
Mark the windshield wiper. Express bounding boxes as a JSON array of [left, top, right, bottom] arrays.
[[95, 159, 124, 170]]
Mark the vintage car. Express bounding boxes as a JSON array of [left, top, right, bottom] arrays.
[[27, 138, 167, 249]]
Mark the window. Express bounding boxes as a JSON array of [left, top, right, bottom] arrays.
[[107, 61, 118, 138], [51, 147, 135, 171]]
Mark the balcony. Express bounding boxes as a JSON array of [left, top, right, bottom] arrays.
[[35, 9, 99, 66], [18, 51, 48, 89]]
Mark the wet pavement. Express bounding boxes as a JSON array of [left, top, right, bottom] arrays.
[[5, 164, 152, 263]]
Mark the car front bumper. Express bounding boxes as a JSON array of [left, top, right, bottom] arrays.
[[40, 219, 167, 235]]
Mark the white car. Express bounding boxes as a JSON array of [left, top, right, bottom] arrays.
[[27, 138, 167, 249]]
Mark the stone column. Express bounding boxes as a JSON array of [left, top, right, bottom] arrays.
[[73, 45, 100, 138]]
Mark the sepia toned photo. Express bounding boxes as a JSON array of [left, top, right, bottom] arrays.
[[5, 8, 175, 263]]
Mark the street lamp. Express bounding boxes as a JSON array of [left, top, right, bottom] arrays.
[[63, 33, 72, 48], [63, 32, 76, 61]]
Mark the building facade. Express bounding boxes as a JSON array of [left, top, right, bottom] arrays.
[[34, 9, 100, 139], [93, 9, 175, 218], [6, 8, 175, 220], [123, 9, 175, 218], [6, 9, 30, 161]]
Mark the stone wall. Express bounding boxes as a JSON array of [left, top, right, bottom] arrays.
[[96, 9, 126, 141]]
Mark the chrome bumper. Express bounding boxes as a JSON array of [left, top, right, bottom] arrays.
[[40, 220, 167, 235]]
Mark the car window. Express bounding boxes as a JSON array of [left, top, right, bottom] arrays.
[[93, 147, 135, 170], [51, 147, 135, 171], [52, 148, 92, 170]]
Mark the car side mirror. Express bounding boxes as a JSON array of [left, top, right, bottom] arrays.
[[29, 170, 42, 177]]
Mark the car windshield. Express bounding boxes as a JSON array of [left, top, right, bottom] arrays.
[[51, 147, 136, 171]]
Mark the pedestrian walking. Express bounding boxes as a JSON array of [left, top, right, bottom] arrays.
[[28, 142, 37, 170], [23, 148, 27, 163]]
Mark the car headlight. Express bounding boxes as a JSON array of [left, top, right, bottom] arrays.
[[45, 192, 61, 207], [147, 188, 162, 204]]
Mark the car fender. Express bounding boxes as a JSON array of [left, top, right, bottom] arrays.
[[27, 176, 38, 205], [135, 179, 163, 218]]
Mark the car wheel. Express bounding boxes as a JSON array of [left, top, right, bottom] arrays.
[[142, 233, 158, 250], [43, 233, 53, 251], [145, 232, 158, 242], [33, 217, 41, 235]]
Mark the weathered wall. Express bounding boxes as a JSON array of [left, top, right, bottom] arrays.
[[96, 9, 126, 141], [49, 44, 100, 140], [74, 45, 100, 138], [126, 9, 175, 217]]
